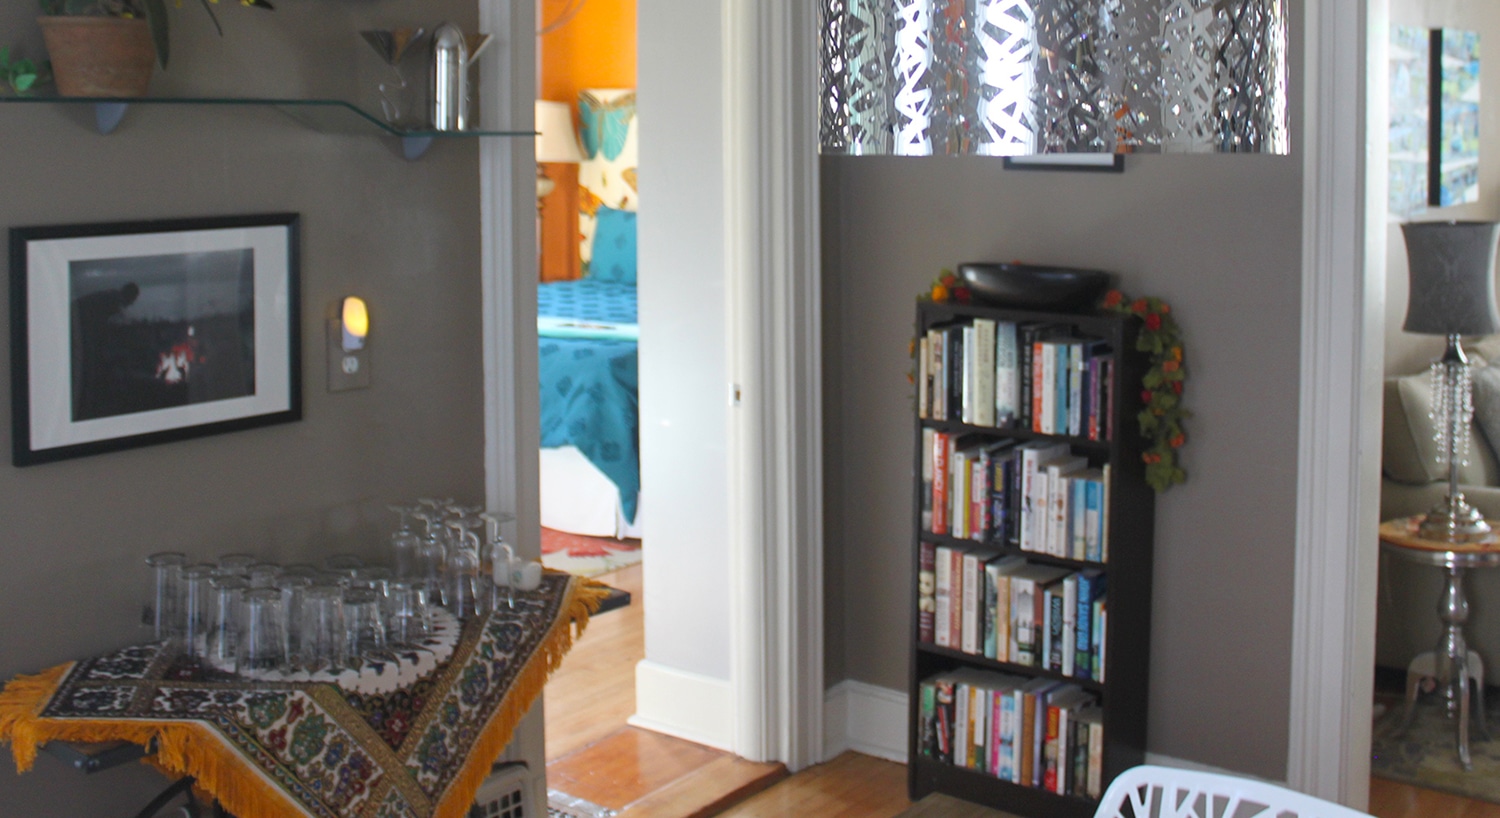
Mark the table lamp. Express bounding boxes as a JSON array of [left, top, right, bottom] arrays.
[[535, 100, 585, 200], [1402, 220, 1500, 542]]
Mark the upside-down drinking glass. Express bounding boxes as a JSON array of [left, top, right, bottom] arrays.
[[206, 576, 248, 672], [143, 552, 188, 643], [300, 586, 347, 673], [343, 588, 387, 666], [182, 564, 217, 660], [238, 589, 286, 674], [386, 580, 432, 647]]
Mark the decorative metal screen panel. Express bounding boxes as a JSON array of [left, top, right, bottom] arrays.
[[820, 0, 1289, 155]]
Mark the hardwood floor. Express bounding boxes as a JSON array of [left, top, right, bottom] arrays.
[[546, 563, 645, 761], [545, 563, 1500, 817]]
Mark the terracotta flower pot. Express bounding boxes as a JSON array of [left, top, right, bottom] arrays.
[[38, 16, 155, 98]]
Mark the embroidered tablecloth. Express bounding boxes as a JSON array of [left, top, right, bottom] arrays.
[[0, 572, 603, 818]]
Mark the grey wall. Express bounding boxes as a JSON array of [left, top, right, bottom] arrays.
[[0, 3, 487, 814], [822, 152, 1304, 775]]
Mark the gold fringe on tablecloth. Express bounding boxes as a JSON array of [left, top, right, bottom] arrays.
[[0, 573, 609, 818]]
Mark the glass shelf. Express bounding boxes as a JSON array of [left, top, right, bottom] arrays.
[[0, 95, 535, 160]]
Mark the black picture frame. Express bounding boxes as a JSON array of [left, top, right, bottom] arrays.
[[10, 213, 302, 466], [1003, 154, 1126, 173]]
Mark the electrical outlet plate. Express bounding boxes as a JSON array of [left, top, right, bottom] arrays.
[[328, 318, 371, 391]]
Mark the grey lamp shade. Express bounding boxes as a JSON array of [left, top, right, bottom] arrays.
[[1402, 221, 1500, 337]]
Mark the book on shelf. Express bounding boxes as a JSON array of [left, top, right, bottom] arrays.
[[1074, 570, 1106, 681], [995, 321, 1019, 427], [1045, 456, 1087, 557], [931, 431, 950, 535], [972, 319, 997, 427], [934, 543, 955, 649], [961, 548, 1003, 654], [918, 335, 930, 421], [921, 428, 935, 532], [1018, 441, 1070, 553], [983, 555, 1027, 661], [1008, 563, 1071, 666], [1075, 705, 1105, 799], [918, 540, 937, 644]]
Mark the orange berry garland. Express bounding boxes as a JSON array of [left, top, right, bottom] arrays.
[[1101, 289, 1189, 492]]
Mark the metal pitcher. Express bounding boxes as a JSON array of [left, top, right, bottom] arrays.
[[430, 22, 469, 131]]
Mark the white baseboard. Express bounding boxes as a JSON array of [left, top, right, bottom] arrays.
[[629, 659, 733, 751], [823, 680, 908, 763]]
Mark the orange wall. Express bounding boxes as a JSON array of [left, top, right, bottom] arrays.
[[539, 0, 637, 282]]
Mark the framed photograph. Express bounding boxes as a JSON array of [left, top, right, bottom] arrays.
[[1003, 154, 1125, 173], [10, 214, 301, 466]]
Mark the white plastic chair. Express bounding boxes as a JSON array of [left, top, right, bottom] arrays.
[[1094, 765, 1373, 818]]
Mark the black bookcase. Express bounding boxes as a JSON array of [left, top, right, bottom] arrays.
[[908, 300, 1155, 817]]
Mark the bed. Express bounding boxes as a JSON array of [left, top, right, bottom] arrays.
[[537, 279, 643, 539], [539, 88, 642, 539]]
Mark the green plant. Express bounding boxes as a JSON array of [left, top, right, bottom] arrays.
[[0, 47, 48, 95], [1100, 289, 1190, 492], [37, 0, 274, 69]]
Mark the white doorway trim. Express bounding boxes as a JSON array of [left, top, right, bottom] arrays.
[[1287, 0, 1383, 807], [724, 0, 827, 770]]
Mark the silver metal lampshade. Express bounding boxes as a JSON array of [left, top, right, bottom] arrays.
[[1402, 221, 1500, 543], [818, 0, 1290, 156]]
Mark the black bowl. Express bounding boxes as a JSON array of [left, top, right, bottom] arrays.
[[958, 262, 1112, 311]]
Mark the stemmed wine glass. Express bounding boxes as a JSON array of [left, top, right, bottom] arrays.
[[444, 517, 484, 619]]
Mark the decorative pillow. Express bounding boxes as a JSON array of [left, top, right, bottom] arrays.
[[590, 205, 637, 284], [1471, 363, 1500, 476]]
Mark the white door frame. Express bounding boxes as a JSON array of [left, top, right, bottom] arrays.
[[480, 0, 828, 772], [724, 0, 826, 770], [1288, 0, 1383, 807]]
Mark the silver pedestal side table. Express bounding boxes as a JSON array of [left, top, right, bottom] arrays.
[[1380, 517, 1500, 769]]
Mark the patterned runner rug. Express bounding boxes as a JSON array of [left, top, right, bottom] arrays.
[[1372, 696, 1500, 804], [541, 528, 641, 579], [0, 573, 605, 818]]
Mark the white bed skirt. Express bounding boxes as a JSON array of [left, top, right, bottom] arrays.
[[539, 445, 644, 539]]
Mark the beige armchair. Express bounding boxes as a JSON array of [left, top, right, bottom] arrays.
[[1378, 370, 1500, 671]]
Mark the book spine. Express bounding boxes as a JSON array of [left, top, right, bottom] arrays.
[[996, 322, 1017, 426], [918, 335, 930, 420], [934, 545, 952, 648], [954, 681, 970, 769], [1096, 601, 1108, 684], [1020, 691, 1037, 787], [919, 679, 936, 758], [1042, 704, 1060, 794], [1032, 689, 1049, 788], [1054, 705, 1070, 795], [970, 686, 987, 769], [1061, 574, 1078, 677], [1048, 470, 1068, 557], [961, 324, 976, 425], [950, 547, 965, 648], [975, 457, 990, 541], [1087, 720, 1104, 799], [1019, 326, 1036, 430], [1102, 462, 1112, 562], [1007, 456, 1023, 548], [991, 570, 1009, 662], [1054, 342, 1070, 435], [934, 329, 948, 422], [949, 327, 965, 425], [932, 432, 949, 535], [1068, 342, 1084, 436], [921, 428, 934, 533], [927, 330, 941, 422], [1019, 450, 1038, 552], [1071, 717, 1089, 797], [961, 551, 980, 654], [974, 319, 997, 427], [989, 689, 1004, 776], [1046, 585, 1065, 672], [983, 561, 1000, 659], [937, 678, 955, 764], [1103, 356, 1115, 441], [950, 448, 967, 539], [1084, 478, 1101, 562], [1038, 340, 1055, 434], [998, 691, 1015, 782], [1074, 572, 1095, 680], [1087, 355, 1102, 440], [918, 541, 936, 644], [1012, 578, 1036, 665], [1070, 478, 1088, 561]]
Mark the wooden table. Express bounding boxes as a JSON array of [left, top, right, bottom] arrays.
[[1379, 517, 1500, 769]]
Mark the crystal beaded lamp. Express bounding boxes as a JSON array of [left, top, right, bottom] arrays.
[[1402, 221, 1500, 542]]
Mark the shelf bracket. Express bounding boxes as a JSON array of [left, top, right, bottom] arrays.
[[93, 102, 129, 135], [402, 136, 433, 161]]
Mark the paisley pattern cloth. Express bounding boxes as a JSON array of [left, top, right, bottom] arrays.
[[0, 573, 604, 818]]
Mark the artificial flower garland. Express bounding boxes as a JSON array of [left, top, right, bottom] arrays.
[[918, 272, 1188, 492], [1100, 289, 1188, 492]]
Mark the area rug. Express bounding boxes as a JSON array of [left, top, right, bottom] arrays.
[[541, 528, 642, 579], [1371, 696, 1500, 804]]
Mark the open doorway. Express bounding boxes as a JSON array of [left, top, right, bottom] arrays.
[[1367, 2, 1500, 815]]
